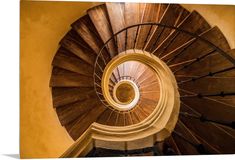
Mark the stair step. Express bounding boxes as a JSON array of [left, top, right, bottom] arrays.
[[139, 98, 155, 115], [106, 2, 126, 53], [139, 74, 158, 87], [72, 15, 111, 66], [135, 68, 154, 84], [88, 4, 117, 57], [172, 132, 199, 154], [50, 67, 93, 87], [215, 49, 235, 77], [176, 121, 201, 145], [192, 131, 221, 154], [180, 116, 235, 153], [164, 136, 182, 155], [181, 96, 235, 123], [178, 77, 235, 95], [52, 87, 94, 107], [124, 3, 145, 50], [107, 111, 119, 126], [72, 15, 104, 54], [145, 4, 190, 52], [128, 61, 142, 78], [116, 112, 125, 126], [52, 47, 93, 76], [134, 65, 148, 82], [141, 92, 160, 102], [132, 106, 147, 121], [163, 26, 230, 65], [96, 108, 113, 125], [65, 103, 106, 140], [60, 29, 96, 65], [136, 3, 161, 49], [56, 95, 99, 126], [174, 52, 233, 76], [129, 111, 140, 124], [153, 11, 211, 57], [213, 96, 235, 107], [215, 124, 235, 139], [124, 112, 133, 125], [140, 82, 160, 93]]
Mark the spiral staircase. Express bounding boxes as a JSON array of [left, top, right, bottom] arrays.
[[49, 2, 235, 157]]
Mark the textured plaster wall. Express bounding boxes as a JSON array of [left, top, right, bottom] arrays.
[[20, 1, 98, 158], [20, 1, 235, 158]]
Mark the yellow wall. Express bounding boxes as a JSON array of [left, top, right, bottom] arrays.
[[20, 1, 235, 158], [20, 1, 98, 158]]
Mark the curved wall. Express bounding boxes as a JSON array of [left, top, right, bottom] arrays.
[[20, 1, 98, 158]]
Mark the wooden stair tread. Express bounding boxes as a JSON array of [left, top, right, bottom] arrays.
[[133, 65, 148, 82], [129, 111, 140, 124], [52, 47, 93, 76], [177, 121, 219, 154], [72, 15, 111, 66], [124, 112, 133, 126], [180, 116, 235, 153], [50, 67, 93, 87], [65, 103, 106, 140], [88, 4, 117, 57], [116, 112, 125, 126], [178, 77, 235, 95], [145, 4, 189, 52], [132, 106, 147, 121], [213, 96, 235, 107], [163, 136, 181, 155], [175, 120, 200, 145], [175, 52, 233, 76], [153, 11, 211, 57], [174, 120, 220, 153], [192, 130, 221, 154], [72, 15, 103, 54], [136, 3, 161, 49], [172, 132, 199, 154], [106, 2, 126, 53], [181, 96, 235, 124], [215, 124, 235, 139], [60, 29, 96, 65], [139, 98, 156, 115], [124, 3, 145, 50], [136, 68, 155, 84], [96, 108, 113, 125], [56, 95, 99, 126], [52, 87, 94, 107], [107, 111, 118, 126], [164, 26, 230, 65]]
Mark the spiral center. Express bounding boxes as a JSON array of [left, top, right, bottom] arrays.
[[116, 83, 135, 103]]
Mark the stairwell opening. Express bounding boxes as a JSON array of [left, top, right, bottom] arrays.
[[114, 81, 136, 104]]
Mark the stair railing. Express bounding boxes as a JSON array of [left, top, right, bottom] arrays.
[[93, 22, 235, 113]]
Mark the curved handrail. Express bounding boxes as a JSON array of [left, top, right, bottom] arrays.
[[93, 22, 235, 112]]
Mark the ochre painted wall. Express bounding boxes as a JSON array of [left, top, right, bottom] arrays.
[[20, 1, 99, 158], [20, 1, 235, 158]]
